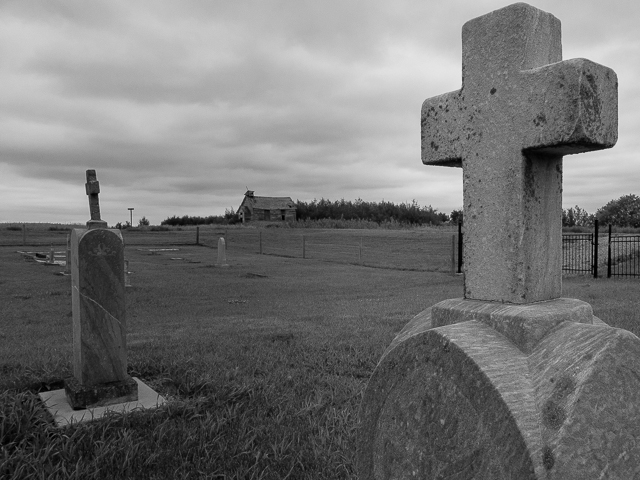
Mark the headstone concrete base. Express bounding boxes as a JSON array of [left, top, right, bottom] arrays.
[[64, 375, 138, 409], [358, 298, 640, 479], [39, 377, 166, 427]]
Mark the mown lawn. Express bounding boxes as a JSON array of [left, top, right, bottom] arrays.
[[1, 235, 639, 479]]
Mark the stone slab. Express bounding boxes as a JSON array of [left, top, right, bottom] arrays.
[[431, 297, 601, 353], [39, 377, 166, 427], [64, 375, 138, 409]]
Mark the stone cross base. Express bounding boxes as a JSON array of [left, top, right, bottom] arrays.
[[357, 299, 640, 478], [64, 376, 138, 410], [86, 219, 108, 229]]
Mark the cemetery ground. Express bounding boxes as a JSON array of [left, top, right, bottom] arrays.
[[2, 231, 640, 479]]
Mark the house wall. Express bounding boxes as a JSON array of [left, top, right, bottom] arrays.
[[252, 208, 296, 222]]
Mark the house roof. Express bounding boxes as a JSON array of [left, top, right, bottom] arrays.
[[238, 194, 296, 211], [251, 196, 296, 210]]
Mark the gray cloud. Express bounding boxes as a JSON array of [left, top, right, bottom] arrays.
[[0, 0, 638, 224]]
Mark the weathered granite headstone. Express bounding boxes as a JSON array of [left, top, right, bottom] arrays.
[[215, 237, 229, 267], [358, 4, 640, 478], [63, 170, 138, 409]]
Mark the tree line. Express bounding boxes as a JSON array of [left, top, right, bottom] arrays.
[[155, 193, 639, 228], [160, 209, 239, 226], [563, 194, 640, 228], [295, 198, 448, 225]]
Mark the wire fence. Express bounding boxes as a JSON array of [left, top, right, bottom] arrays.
[[5, 222, 639, 277], [1, 224, 460, 273], [229, 228, 458, 272]]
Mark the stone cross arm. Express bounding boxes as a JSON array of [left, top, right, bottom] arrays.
[[421, 58, 618, 166]]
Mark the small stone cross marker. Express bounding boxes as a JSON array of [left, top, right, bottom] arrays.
[[422, 3, 618, 303], [85, 169, 108, 229]]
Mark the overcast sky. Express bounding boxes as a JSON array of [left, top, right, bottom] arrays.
[[1, 0, 638, 225]]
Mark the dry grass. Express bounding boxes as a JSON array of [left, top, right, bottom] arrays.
[[1, 241, 462, 479]]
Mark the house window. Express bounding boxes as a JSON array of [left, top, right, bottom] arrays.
[[281, 209, 286, 220], [264, 209, 270, 220]]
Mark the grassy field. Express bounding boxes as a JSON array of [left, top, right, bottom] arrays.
[[2, 227, 640, 479], [1, 223, 459, 273]]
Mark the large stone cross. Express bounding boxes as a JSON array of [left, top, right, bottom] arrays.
[[422, 2, 617, 303], [85, 169, 108, 229]]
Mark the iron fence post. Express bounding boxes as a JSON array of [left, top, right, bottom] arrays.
[[607, 224, 612, 278], [457, 221, 463, 274], [593, 219, 598, 278]]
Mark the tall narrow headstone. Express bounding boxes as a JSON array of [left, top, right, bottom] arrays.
[[64, 170, 138, 409], [215, 237, 228, 267], [358, 4, 640, 479]]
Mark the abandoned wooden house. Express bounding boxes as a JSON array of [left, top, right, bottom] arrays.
[[237, 190, 297, 223]]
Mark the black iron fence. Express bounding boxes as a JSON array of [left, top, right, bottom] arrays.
[[562, 233, 596, 275], [453, 220, 639, 278], [606, 225, 640, 278], [561, 221, 640, 278]]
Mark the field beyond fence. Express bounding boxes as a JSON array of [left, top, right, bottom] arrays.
[[6, 223, 639, 277], [1, 224, 460, 273]]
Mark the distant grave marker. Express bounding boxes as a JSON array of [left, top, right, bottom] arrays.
[[215, 237, 229, 267], [358, 4, 640, 478]]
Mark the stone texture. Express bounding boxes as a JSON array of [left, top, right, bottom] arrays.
[[430, 297, 603, 353], [358, 311, 640, 479], [421, 2, 617, 304], [64, 376, 138, 409], [64, 227, 138, 409]]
